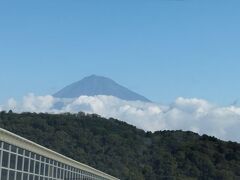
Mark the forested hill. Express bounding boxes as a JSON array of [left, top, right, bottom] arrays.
[[0, 111, 240, 180]]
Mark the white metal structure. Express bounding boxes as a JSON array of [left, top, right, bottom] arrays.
[[0, 128, 119, 180]]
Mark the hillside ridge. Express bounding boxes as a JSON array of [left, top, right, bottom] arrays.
[[0, 111, 240, 179]]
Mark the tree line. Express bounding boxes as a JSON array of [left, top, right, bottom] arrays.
[[0, 111, 240, 179]]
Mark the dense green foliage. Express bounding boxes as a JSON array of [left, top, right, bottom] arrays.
[[0, 111, 240, 180]]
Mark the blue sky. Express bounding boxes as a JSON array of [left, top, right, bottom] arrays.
[[0, 0, 240, 104]]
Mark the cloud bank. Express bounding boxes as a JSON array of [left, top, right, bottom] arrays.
[[1, 93, 240, 142]]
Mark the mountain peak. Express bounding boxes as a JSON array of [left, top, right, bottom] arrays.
[[83, 74, 114, 82], [54, 75, 151, 102], [85, 74, 103, 79]]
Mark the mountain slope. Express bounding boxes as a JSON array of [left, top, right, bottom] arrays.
[[53, 75, 151, 102], [0, 111, 240, 180]]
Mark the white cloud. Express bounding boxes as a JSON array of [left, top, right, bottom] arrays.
[[3, 93, 55, 113], [1, 94, 240, 142], [7, 98, 17, 110]]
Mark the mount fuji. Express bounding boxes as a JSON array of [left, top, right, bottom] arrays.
[[53, 75, 151, 102]]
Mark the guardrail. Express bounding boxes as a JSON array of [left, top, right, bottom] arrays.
[[0, 128, 119, 180]]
